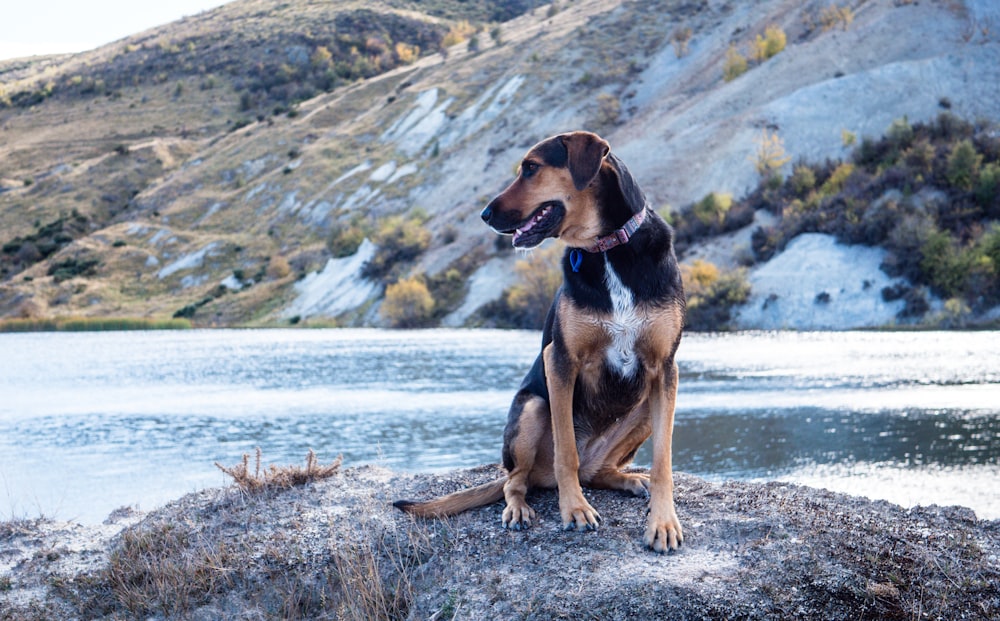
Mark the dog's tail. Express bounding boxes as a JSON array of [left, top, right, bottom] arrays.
[[393, 478, 505, 518]]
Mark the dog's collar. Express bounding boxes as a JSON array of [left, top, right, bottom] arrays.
[[584, 208, 646, 253]]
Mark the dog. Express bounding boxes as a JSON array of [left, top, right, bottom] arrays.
[[394, 131, 685, 553]]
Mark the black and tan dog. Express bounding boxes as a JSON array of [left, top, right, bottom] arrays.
[[394, 131, 685, 552]]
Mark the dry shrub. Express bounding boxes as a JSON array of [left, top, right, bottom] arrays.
[[722, 45, 748, 81], [750, 130, 791, 178], [331, 523, 431, 621], [104, 522, 239, 618], [680, 260, 750, 331], [215, 448, 342, 495], [266, 255, 292, 279], [751, 25, 786, 62], [381, 275, 435, 328], [442, 20, 476, 47]]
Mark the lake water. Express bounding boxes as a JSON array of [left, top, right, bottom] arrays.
[[1, 329, 998, 523]]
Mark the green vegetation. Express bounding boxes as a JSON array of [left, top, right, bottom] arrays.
[[751, 25, 786, 62], [327, 215, 372, 258], [361, 211, 431, 282], [0, 317, 192, 332], [47, 255, 100, 282], [692, 192, 734, 225], [677, 113, 1000, 321], [724, 25, 786, 82], [680, 260, 751, 331], [1, 212, 90, 279], [750, 130, 792, 180], [722, 45, 748, 82]]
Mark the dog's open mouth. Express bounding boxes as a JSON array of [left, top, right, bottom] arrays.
[[510, 201, 565, 248]]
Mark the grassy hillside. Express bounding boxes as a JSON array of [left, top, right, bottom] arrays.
[[1, 0, 998, 328]]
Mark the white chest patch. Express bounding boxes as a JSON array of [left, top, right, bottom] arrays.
[[600, 256, 643, 376]]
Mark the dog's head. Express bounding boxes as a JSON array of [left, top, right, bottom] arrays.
[[481, 131, 644, 249]]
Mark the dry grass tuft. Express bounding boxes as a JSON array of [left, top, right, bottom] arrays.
[[330, 516, 433, 621], [215, 448, 342, 495]]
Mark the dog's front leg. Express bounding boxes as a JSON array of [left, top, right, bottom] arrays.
[[543, 343, 601, 531], [644, 360, 683, 552]]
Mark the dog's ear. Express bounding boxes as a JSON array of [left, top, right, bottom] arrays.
[[605, 152, 647, 214], [563, 132, 610, 191]]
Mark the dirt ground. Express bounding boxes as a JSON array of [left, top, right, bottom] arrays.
[[2, 464, 998, 620]]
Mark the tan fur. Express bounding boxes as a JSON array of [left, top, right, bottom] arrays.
[[396, 131, 684, 552]]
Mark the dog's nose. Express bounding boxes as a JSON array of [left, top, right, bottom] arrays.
[[480, 204, 492, 223]]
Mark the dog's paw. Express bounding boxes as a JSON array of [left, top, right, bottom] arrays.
[[559, 494, 602, 532], [644, 509, 683, 553], [624, 473, 650, 499], [502, 500, 536, 531]]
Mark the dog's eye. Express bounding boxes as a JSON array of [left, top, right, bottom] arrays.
[[521, 161, 539, 178]]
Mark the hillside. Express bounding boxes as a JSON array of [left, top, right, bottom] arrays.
[[1, 0, 999, 328]]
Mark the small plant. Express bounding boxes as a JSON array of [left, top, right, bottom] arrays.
[[595, 93, 621, 126], [442, 21, 476, 47], [818, 162, 855, 196], [751, 25, 786, 62], [266, 255, 292, 279], [750, 129, 791, 179], [946, 139, 982, 190], [395, 42, 420, 64], [723, 45, 748, 81], [490, 25, 503, 46], [693, 192, 733, 224], [975, 162, 1000, 208], [361, 211, 431, 281], [381, 275, 435, 328], [680, 260, 750, 330], [327, 216, 372, 258], [841, 128, 857, 148], [790, 165, 817, 196], [671, 27, 693, 58], [215, 448, 342, 495], [819, 5, 854, 31]]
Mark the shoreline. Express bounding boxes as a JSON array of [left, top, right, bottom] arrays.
[[3, 465, 998, 619]]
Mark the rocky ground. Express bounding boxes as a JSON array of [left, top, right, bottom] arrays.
[[2, 464, 998, 620]]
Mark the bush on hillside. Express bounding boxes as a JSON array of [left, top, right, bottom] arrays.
[[381, 275, 435, 328], [685, 113, 1000, 316], [680, 260, 750, 331], [751, 26, 786, 63], [361, 211, 431, 282], [723, 46, 748, 82]]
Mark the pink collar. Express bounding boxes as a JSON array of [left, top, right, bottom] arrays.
[[584, 208, 646, 253]]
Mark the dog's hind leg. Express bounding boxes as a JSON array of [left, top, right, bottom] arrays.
[[501, 396, 552, 530], [583, 405, 653, 499]]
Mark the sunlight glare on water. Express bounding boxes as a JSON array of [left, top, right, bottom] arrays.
[[0, 329, 997, 523]]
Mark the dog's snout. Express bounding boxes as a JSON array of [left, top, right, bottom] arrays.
[[480, 203, 493, 224]]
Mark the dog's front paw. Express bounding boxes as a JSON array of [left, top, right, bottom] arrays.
[[502, 499, 536, 530], [559, 494, 602, 531], [644, 509, 683, 553]]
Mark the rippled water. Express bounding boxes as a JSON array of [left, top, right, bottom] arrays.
[[1, 329, 997, 523]]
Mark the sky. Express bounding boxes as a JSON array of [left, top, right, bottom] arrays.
[[1, 1, 231, 61]]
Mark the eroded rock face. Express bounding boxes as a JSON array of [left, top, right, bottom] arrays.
[[3, 465, 998, 620]]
